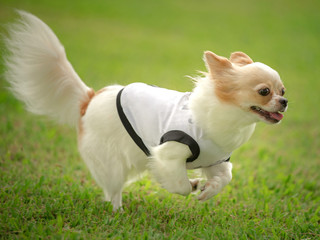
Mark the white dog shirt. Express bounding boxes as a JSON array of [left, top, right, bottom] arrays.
[[116, 83, 231, 169]]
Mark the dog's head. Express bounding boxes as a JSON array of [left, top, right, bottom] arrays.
[[204, 51, 287, 124]]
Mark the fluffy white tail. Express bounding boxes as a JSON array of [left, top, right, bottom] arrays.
[[4, 11, 91, 126]]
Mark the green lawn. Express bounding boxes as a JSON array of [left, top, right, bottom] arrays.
[[1, 0, 319, 239]]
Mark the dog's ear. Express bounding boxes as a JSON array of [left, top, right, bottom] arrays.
[[229, 52, 253, 66], [204, 51, 233, 77]]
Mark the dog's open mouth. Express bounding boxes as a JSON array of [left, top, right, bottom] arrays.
[[250, 106, 283, 123]]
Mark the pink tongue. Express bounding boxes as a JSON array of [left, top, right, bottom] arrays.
[[270, 112, 283, 121]]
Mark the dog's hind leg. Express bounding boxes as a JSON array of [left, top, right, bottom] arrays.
[[103, 189, 123, 211], [78, 144, 127, 211], [95, 163, 126, 211], [111, 192, 122, 211]]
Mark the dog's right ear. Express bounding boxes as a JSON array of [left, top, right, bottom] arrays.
[[204, 51, 233, 77]]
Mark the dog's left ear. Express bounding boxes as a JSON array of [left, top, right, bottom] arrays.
[[229, 52, 253, 66], [204, 51, 233, 77]]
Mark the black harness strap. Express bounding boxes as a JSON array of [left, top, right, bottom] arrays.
[[116, 88, 151, 156]]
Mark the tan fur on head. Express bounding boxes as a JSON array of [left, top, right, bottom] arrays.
[[203, 51, 286, 120]]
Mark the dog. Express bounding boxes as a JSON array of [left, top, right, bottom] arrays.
[[4, 11, 288, 211]]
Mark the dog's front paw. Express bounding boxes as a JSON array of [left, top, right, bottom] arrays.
[[197, 182, 220, 201]]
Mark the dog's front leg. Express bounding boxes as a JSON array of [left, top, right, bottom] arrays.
[[198, 161, 232, 201], [149, 141, 192, 196]]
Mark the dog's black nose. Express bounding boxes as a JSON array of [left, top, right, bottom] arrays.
[[279, 98, 288, 108]]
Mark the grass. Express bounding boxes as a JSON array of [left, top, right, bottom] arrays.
[[0, 0, 319, 239]]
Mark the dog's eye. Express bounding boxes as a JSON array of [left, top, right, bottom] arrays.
[[258, 88, 270, 96], [281, 88, 285, 96]]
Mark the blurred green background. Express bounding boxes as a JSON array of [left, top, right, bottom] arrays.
[[0, 0, 319, 239]]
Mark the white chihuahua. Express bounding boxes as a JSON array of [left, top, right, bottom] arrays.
[[4, 11, 287, 211]]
